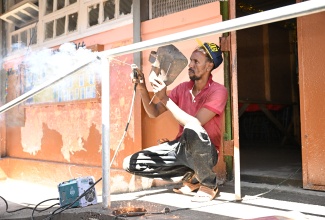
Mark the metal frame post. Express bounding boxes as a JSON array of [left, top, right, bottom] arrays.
[[101, 58, 111, 208]]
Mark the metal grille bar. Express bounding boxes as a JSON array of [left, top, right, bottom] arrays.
[[151, 0, 217, 18]]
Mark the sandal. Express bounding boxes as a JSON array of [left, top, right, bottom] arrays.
[[191, 185, 218, 202], [173, 182, 201, 195]]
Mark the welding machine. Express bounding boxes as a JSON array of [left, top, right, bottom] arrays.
[[58, 176, 97, 208]]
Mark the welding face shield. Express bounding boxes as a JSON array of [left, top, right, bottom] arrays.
[[149, 44, 188, 86]]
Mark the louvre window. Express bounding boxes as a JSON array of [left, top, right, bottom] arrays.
[[46, 0, 54, 15], [104, 0, 115, 21], [20, 30, 28, 45], [12, 34, 19, 45], [45, 21, 54, 39], [29, 27, 37, 45], [150, 0, 216, 19], [56, 16, 66, 37], [45, 0, 77, 15], [88, 0, 132, 27], [120, 0, 132, 15], [68, 13, 78, 32], [3, 0, 133, 52], [88, 4, 100, 27], [57, 0, 65, 10]]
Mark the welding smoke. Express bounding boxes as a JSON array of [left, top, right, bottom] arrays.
[[18, 42, 102, 104], [24, 42, 101, 85]]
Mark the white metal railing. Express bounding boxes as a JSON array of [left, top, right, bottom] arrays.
[[1, 0, 325, 209]]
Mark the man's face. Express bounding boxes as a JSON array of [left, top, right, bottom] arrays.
[[188, 50, 212, 81]]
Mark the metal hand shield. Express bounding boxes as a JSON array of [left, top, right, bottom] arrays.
[[150, 44, 188, 86]]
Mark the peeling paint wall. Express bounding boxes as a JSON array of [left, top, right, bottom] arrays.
[[6, 49, 137, 168], [21, 103, 102, 161], [7, 102, 102, 165]]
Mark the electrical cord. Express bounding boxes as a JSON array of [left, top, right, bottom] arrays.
[[0, 195, 59, 216], [31, 199, 60, 220], [111, 82, 137, 166], [0, 195, 35, 213], [253, 167, 302, 197]]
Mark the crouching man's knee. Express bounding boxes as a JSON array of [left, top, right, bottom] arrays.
[[123, 155, 132, 171]]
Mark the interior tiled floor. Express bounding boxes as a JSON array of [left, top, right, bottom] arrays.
[[240, 142, 302, 187]]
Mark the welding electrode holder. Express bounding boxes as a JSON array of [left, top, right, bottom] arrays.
[[131, 64, 144, 84], [131, 64, 138, 79]]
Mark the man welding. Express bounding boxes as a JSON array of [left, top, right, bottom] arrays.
[[123, 41, 227, 202]]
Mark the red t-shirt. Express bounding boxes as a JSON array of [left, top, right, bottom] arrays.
[[169, 75, 228, 151]]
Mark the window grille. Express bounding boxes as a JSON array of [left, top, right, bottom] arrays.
[[3, 0, 132, 52], [151, 0, 217, 19], [10, 24, 38, 51], [88, 0, 132, 27], [45, 0, 77, 15], [103, 0, 115, 21], [88, 4, 100, 27]]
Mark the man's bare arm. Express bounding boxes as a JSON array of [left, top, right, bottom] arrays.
[[138, 87, 167, 118], [160, 96, 216, 126]]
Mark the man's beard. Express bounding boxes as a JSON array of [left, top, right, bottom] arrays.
[[188, 68, 202, 81], [189, 75, 202, 81]]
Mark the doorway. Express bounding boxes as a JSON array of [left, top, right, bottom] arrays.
[[235, 0, 302, 186]]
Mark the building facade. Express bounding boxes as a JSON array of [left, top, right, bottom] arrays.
[[0, 0, 325, 193]]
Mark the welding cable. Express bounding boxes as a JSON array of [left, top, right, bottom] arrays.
[[253, 167, 302, 197], [0, 195, 59, 216], [110, 82, 138, 167], [0, 195, 35, 213], [30, 199, 60, 220]]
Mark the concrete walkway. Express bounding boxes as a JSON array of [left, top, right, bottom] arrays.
[[1, 178, 325, 220]]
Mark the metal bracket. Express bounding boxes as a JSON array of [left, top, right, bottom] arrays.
[[220, 36, 230, 52], [223, 139, 234, 156]]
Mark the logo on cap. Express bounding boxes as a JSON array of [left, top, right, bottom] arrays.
[[206, 43, 219, 52]]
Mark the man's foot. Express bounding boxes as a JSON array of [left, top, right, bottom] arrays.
[[191, 185, 218, 202], [173, 172, 200, 195], [173, 182, 201, 195]]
